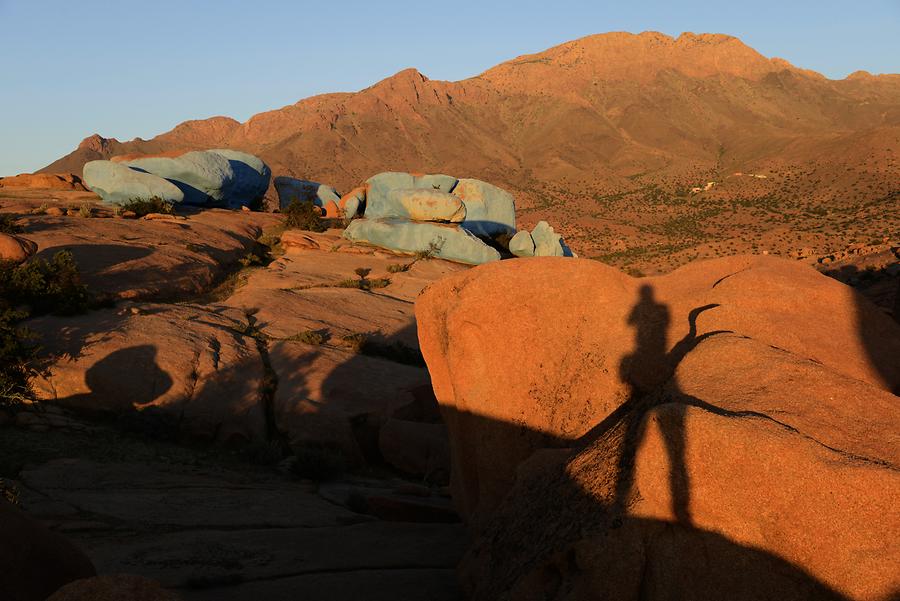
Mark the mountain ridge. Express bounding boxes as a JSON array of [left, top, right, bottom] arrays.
[[41, 30, 900, 269]]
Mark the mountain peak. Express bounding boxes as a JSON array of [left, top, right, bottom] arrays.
[[78, 134, 117, 153]]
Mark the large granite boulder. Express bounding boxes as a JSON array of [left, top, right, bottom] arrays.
[[1, 499, 96, 601], [343, 218, 500, 265], [363, 172, 458, 219], [126, 151, 234, 205], [274, 177, 341, 213], [415, 254, 900, 600], [388, 188, 466, 223], [82, 160, 184, 205], [454, 178, 516, 237], [208, 149, 271, 207]]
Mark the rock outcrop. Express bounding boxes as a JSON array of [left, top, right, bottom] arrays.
[[0, 233, 37, 263], [0, 172, 86, 191], [1, 499, 96, 601], [415, 254, 900, 600], [83, 149, 270, 207]]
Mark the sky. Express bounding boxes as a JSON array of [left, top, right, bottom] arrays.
[[1, 0, 899, 176]]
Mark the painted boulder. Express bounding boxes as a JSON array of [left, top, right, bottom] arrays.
[[454, 178, 516, 237], [126, 151, 234, 205], [363, 172, 459, 219], [509, 230, 536, 257], [343, 218, 500, 265], [208, 149, 271, 207], [82, 160, 184, 205], [274, 177, 341, 212], [532, 221, 573, 257], [389, 188, 466, 223]]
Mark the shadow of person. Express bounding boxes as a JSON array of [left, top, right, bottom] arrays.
[[611, 285, 731, 527]]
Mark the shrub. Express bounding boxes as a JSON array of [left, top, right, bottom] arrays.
[[0, 308, 38, 408], [119, 197, 175, 218], [283, 200, 327, 232], [0, 250, 91, 407], [387, 262, 412, 273], [414, 238, 445, 260], [0, 214, 22, 234], [286, 329, 329, 345], [2, 251, 90, 316], [0, 478, 19, 505], [341, 332, 368, 353]]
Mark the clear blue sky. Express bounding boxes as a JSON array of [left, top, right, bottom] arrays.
[[1, 0, 898, 176]]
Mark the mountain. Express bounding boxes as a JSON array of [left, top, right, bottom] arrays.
[[42, 31, 900, 272]]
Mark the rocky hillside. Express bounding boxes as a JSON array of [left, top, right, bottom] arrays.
[[41, 32, 900, 270]]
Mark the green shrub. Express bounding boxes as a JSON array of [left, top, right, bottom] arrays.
[[283, 200, 327, 232], [285, 329, 329, 345], [0, 308, 38, 408], [119, 197, 175, 217], [341, 332, 368, 353], [387, 262, 412, 273], [0, 250, 91, 407], [2, 251, 90, 316], [0, 214, 22, 234]]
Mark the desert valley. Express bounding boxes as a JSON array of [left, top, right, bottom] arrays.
[[0, 30, 898, 601]]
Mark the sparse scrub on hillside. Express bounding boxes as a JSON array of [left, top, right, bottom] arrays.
[[283, 200, 327, 232]]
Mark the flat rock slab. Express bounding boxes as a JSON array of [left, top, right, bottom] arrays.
[[182, 568, 462, 601], [16, 454, 465, 601], [29, 303, 267, 444], [20, 458, 363, 529], [83, 522, 465, 589], [226, 285, 419, 346], [9, 203, 280, 301]]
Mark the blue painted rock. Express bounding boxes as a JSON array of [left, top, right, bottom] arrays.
[[208, 149, 271, 207], [340, 186, 367, 218], [454, 178, 516, 237], [274, 177, 341, 212], [388, 188, 466, 222], [83, 160, 184, 205], [126, 151, 234, 205], [509, 230, 536, 257], [343, 218, 500, 265], [532, 221, 565, 257], [363, 172, 459, 219]]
